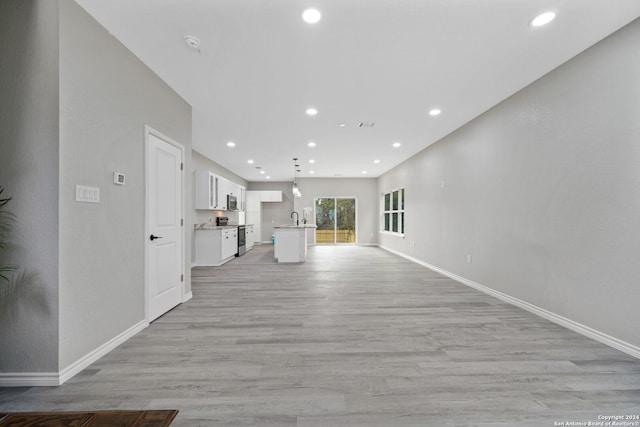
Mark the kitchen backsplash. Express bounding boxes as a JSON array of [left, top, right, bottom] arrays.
[[193, 209, 244, 226]]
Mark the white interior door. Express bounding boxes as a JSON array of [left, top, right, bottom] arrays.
[[146, 130, 183, 322]]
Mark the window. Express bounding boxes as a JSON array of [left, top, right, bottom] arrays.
[[315, 197, 357, 244], [382, 188, 404, 234]]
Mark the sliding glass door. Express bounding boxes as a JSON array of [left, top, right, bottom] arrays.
[[315, 198, 356, 244]]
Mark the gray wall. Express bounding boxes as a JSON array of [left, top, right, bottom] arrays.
[[0, 0, 60, 373], [247, 182, 295, 242], [294, 178, 378, 245], [379, 18, 640, 349], [58, 0, 192, 369]]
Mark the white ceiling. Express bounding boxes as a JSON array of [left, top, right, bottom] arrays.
[[76, 0, 640, 182]]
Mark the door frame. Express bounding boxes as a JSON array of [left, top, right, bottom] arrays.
[[144, 125, 185, 323], [313, 196, 358, 245]]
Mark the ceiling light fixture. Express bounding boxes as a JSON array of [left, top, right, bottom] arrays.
[[309, 159, 315, 164], [362, 171, 367, 174], [183, 35, 201, 50], [531, 11, 556, 27], [429, 108, 441, 116], [392, 142, 401, 148], [309, 171, 315, 174], [292, 158, 302, 198], [226, 141, 236, 147], [247, 159, 254, 164], [302, 9, 322, 24], [374, 159, 380, 164], [266, 176, 271, 179], [338, 123, 346, 127], [260, 171, 265, 174], [308, 142, 316, 147], [306, 108, 318, 116]]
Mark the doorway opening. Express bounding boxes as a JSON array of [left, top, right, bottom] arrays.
[[314, 198, 357, 244]]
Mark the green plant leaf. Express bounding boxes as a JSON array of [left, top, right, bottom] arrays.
[[0, 185, 17, 281]]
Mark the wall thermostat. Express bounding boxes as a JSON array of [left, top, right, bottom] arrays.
[[113, 172, 126, 185]]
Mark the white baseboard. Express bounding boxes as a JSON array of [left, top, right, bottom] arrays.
[[0, 320, 149, 387], [0, 372, 61, 387], [59, 320, 149, 385], [380, 245, 640, 360], [183, 291, 193, 303]]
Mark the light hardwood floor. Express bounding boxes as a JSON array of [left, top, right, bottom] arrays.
[[2, 245, 639, 426]]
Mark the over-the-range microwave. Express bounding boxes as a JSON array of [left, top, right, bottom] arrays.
[[227, 194, 238, 211]]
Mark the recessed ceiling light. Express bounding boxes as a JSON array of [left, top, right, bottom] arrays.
[[266, 176, 271, 179], [309, 159, 315, 164], [374, 159, 380, 164], [309, 170, 315, 174], [429, 108, 441, 116], [531, 11, 556, 27], [362, 171, 367, 174], [306, 108, 318, 116], [260, 170, 265, 174], [308, 141, 316, 147], [338, 123, 346, 127], [184, 35, 200, 50], [226, 141, 235, 147], [302, 9, 322, 24], [247, 159, 254, 164], [392, 142, 401, 148]]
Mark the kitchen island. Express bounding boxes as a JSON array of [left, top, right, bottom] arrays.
[[273, 224, 317, 263]]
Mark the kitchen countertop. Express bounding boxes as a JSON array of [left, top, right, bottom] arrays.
[[195, 223, 254, 230]]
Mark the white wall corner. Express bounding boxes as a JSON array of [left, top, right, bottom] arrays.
[[183, 291, 193, 303], [0, 320, 148, 387], [379, 245, 640, 360], [58, 320, 148, 385]]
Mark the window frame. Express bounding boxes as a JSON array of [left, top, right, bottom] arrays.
[[381, 187, 405, 236]]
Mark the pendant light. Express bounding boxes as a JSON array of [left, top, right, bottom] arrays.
[[292, 158, 302, 199]]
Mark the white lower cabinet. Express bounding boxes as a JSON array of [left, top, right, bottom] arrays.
[[246, 225, 255, 251], [195, 228, 238, 266], [221, 228, 238, 260]]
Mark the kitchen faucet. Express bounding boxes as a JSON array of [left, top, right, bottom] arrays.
[[291, 211, 299, 226]]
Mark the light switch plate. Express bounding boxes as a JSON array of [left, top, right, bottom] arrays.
[[76, 185, 100, 203]]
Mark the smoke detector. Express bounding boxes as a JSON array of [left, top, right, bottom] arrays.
[[184, 35, 201, 50]]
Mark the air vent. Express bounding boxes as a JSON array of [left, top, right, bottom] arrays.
[[358, 122, 375, 128]]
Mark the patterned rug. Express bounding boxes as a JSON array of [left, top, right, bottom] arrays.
[[0, 410, 178, 426]]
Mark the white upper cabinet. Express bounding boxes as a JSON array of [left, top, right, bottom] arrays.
[[195, 170, 247, 211], [235, 186, 246, 211], [216, 176, 227, 210], [195, 171, 216, 210], [260, 190, 282, 202]]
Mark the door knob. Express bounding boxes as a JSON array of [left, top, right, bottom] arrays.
[[149, 234, 163, 241]]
